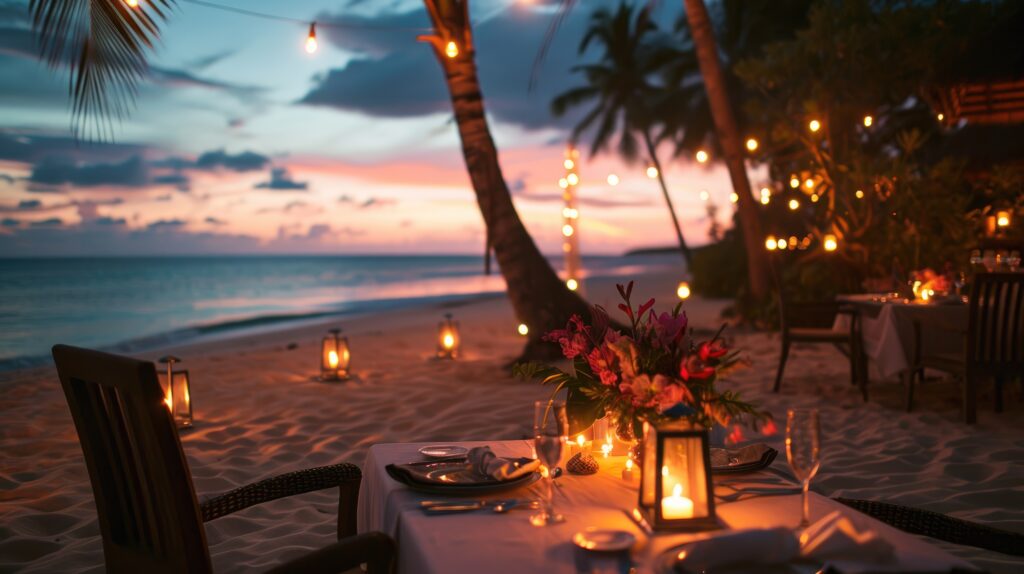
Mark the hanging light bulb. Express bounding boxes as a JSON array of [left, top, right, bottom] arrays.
[[517, 323, 529, 336], [445, 41, 459, 58], [564, 159, 574, 169], [809, 119, 821, 132], [863, 115, 873, 127], [788, 199, 800, 210], [855, 189, 865, 199], [729, 192, 738, 204], [646, 165, 659, 179], [810, 193, 819, 203], [567, 173, 579, 186], [607, 174, 619, 186], [789, 176, 800, 189], [125, 0, 140, 7], [823, 234, 838, 252], [305, 22, 318, 54], [566, 278, 579, 291], [765, 235, 778, 251], [699, 190, 710, 202], [745, 138, 759, 152], [695, 149, 709, 163]]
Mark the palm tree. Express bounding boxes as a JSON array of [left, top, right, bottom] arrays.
[[676, 0, 775, 300], [418, 0, 591, 359], [31, 0, 589, 360], [551, 3, 692, 266]]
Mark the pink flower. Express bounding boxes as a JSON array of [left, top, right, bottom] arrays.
[[652, 311, 688, 348], [543, 314, 592, 359], [698, 340, 728, 362], [679, 355, 715, 381], [618, 373, 671, 408], [586, 346, 618, 387]]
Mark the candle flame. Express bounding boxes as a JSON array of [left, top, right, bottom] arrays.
[[442, 332, 455, 350], [625, 458, 633, 470], [673, 483, 683, 497], [328, 350, 339, 369], [577, 435, 585, 447]]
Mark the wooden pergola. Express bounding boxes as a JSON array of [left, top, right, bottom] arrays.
[[929, 79, 1024, 126]]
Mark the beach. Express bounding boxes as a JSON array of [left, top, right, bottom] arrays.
[[1, 269, 1022, 573]]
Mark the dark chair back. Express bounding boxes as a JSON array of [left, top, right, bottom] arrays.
[[967, 273, 1024, 372], [52, 345, 211, 574]]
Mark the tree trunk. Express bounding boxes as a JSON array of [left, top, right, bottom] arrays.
[[421, 0, 590, 360], [682, 0, 771, 301], [643, 130, 692, 266]]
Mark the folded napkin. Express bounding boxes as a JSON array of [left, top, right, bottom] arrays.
[[675, 511, 894, 572], [467, 446, 541, 481]]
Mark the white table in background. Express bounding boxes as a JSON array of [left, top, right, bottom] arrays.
[[357, 440, 976, 573]]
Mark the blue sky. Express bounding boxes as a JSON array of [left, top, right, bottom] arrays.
[[0, 0, 747, 256]]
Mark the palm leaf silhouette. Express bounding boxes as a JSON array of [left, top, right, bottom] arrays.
[[30, 0, 174, 139]]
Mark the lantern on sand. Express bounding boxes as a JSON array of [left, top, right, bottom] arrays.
[[437, 313, 460, 359], [158, 355, 193, 429], [320, 328, 351, 381]]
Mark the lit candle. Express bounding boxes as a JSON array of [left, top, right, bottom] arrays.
[[442, 332, 455, 350], [621, 458, 635, 481], [662, 483, 694, 519], [601, 442, 612, 458], [328, 350, 339, 369]]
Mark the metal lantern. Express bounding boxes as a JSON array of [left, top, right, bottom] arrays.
[[158, 355, 193, 429], [320, 328, 351, 381], [436, 313, 460, 359], [637, 420, 717, 531]]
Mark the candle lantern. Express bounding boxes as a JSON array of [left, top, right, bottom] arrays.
[[637, 420, 716, 531], [158, 355, 193, 429], [436, 313, 460, 359], [320, 328, 351, 381]]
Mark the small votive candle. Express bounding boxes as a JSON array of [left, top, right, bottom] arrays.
[[661, 484, 695, 519], [621, 458, 635, 481], [601, 442, 612, 458]]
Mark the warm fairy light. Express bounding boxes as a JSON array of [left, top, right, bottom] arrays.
[[562, 224, 574, 237], [646, 165, 658, 179], [558, 178, 568, 189], [601, 443, 612, 458], [996, 210, 1011, 227], [676, 281, 691, 300], [126, 0, 140, 7], [855, 189, 865, 199], [607, 174, 619, 186], [305, 23, 318, 54], [517, 323, 529, 336], [811, 193, 819, 203], [863, 115, 873, 127], [809, 119, 821, 132], [695, 149, 709, 163], [823, 234, 838, 252], [567, 173, 579, 186], [745, 138, 758, 152], [566, 278, 579, 291], [788, 199, 800, 210], [765, 235, 778, 251], [760, 188, 771, 205], [445, 41, 459, 58], [699, 190, 710, 202], [564, 159, 574, 169], [789, 176, 800, 189], [777, 238, 788, 250], [562, 207, 579, 219], [626, 458, 634, 470], [804, 178, 814, 189], [729, 192, 738, 204], [937, 113, 945, 121]]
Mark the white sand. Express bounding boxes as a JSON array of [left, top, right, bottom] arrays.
[[1, 271, 1022, 573]]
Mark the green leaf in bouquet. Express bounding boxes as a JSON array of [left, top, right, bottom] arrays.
[[566, 386, 605, 436]]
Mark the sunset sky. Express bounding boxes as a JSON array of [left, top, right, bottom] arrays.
[[0, 0, 751, 257]]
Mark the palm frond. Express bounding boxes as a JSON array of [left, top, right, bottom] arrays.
[[30, 0, 173, 139]]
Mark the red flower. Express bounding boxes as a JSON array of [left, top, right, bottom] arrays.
[[761, 418, 778, 436], [698, 340, 728, 362], [727, 425, 744, 445], [679, 355, 715, 381]]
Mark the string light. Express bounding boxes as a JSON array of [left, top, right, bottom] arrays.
[[937, 113, 945, 121], [788, 199, 799, 210], [760, 188, 771, 205], [695, 149, 709, 163], [863, 115, 873, 127], [823, 234, 838, 252], [126, 0, 140, 7], [809, 119, 821, 132], [996, 211, 1011, 227], [558, 178, 568, 189], [777, 238, 788, 249], [562, 224, 574, 237], [810, 193, 819, 203], [517, 323, 529, 336], [765, 236, 778, 251], [646, 165, 658, 179], [445, 41, 459, 58], [564, 159, 574, 169], [855, 189, 865, 199], [804, 178, 814, 189], [676, 282, 691, 300], [567, 173, 579, 186], [745, 138, 758, 152], [729, 192, 738, 204], [699, 190, 710, 202], [566, 278, 579, 291], [305, 22, 318, 54], [607, 174, 619, 186], [789, 176, 799, 189]]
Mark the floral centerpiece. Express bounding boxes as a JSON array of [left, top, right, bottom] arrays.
[[515, 282, 770, 441]]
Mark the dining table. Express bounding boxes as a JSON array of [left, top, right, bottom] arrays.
[[357, 440, 977, 573], [833, 294, 968, 380]]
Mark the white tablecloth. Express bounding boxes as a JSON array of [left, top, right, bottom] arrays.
[[835, 296, 967, 379], [357, 440, 976, 573]]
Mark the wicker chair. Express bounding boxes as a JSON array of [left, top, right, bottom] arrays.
[[51, 344, 395, 574], [909, 273, 1024, 423], [835, 497, 1024, 557]]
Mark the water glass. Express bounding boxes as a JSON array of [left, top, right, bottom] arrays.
[[786, 408, 821, 528], [531, 400, 567, 526]]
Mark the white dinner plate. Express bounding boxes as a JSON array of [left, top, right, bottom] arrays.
[[572, 528, 636, 552], [418, 445, 469, 460]]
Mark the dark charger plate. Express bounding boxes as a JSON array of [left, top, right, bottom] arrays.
[[710, 443, 778, 474], [386, 458, 541, 495]]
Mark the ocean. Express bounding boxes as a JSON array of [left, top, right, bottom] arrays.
[[0, 254, 677, 370]]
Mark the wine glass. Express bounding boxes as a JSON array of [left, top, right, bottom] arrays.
[[531, 400, 567, 526], [786, 408, 821, 528]]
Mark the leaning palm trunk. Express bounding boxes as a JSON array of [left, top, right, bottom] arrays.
[[643, 130, 691, 266], [682, 0, 771, 301], [421, 0, 589, 359]]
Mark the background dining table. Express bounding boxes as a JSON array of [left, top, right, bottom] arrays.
[[834, 295, 968, 380], [357, 440, 977, 573]]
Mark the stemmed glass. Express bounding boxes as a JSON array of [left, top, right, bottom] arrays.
[[531, 400, 567, 526], [786, 408, 821, 528]]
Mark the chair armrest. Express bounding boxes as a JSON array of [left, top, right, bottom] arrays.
[[834, 497, 1024, 557], [201, 462, 361, 523], [266, 531, 396, 574]]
